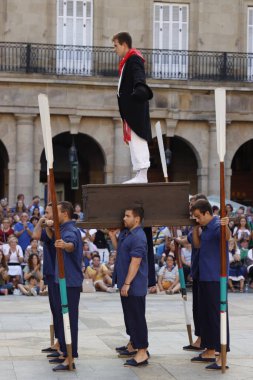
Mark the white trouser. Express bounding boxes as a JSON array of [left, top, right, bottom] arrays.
[[128, 130, 150, 171]]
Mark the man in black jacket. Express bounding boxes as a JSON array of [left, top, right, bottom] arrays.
[[112, 32, 153, 184]]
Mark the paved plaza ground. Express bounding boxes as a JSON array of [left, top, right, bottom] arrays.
[[0, 291, 253, 380]]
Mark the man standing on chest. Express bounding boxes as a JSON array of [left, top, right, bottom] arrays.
[[109, 207, 149, 367], [112, 32, 153, 184]]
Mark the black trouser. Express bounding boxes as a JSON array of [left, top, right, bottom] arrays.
[[199, 281, 230, 352], [120, 295, 148, 349], [45, 275, 59, 339], [55, 285, 81, 357], [192, 279, 200, 337]]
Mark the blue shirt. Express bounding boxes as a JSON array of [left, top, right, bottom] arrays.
[[55, 221, 83, 287], [199, 216, 228, 282], [40, 229, 56, 276], [187, 231, 199, 280], [14, 222, 34, 252], [114, 226, 148, 296]]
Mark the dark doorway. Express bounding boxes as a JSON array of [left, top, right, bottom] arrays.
[[231, 139, 253, 206], [0, 140, 9, 199], [40, 132, 105, 204], [148, 135, 198, 194]]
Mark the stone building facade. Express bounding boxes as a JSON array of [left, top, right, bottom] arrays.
[[0, 0, 253, 206]]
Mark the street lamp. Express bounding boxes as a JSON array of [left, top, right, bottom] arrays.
[[69, 137, 79, 190]]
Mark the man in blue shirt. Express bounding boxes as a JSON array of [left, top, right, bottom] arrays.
[[190, 199, 230, 371], [14, 212, 34, 252], [110, 206, 149, 367], [32, 203, 59, 354], [51, 201, 83, 372], [177, 193, 208, 352]]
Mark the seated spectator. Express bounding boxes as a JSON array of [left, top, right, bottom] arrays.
[[0, 218, 14, 245], [31, 206, 41, 219], [0, 198, 11, 218], [30, 216, 39, 228], [226, 203, 234, 217], [24, 239, 43, 263], [94, 230, 110, 263], [239, 238, 249, 259], [18, 276, 41, 296], [233, 216, 251, 241], [74, 203, 84, 221], [29, 195, 44, 216], [181, 242, 192, 282], [0, 249, 12, 295], [159, 239, 175, 267], [85, 254, 115, 292], [157, 255, 180, 294], [228, 239, 245, 292], [14, 212, 34, 253], [86, 229, 98, 252], [5, 236, 23, 287], [12, 199, 27, 217], [19, 253, 46, 296], [245, 247, 253, 288], [105, 255, 115, 277], [212, 205, 220, 216]]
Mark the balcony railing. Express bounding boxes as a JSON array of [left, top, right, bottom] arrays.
[[1, 42, 253, 81]]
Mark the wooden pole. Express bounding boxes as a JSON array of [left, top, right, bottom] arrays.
[[215, 88, 227, 373]]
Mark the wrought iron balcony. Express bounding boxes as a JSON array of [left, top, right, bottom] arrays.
[[1, 42, 253, 81]]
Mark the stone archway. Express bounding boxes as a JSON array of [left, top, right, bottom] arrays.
[[148, 135, 198, 194], [0, 140, 9, 199], [231, 139, 253, 205], [40, 132, 105, 205]]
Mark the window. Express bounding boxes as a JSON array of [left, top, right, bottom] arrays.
[[56, 0, 93, 75], [247, 7, 253, 80], [153, 2, 188, 78]]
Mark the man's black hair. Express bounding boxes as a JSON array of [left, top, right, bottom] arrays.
[[58, 201, 74, 219], [190, 199, 213, 215], [125, 206, 144, 222]]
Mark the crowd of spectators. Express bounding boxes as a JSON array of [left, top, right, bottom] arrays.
[[1, 194, 253, 296]]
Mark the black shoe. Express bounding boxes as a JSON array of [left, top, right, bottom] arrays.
[[49, 358, 65, 364], [41, 347, 57, 353], [191, 355, 216, 363], [52, 363, 76, 371], [205, 363, 229, 370], [124, 358, 148, 367], [118, 349, 137, 358], [47, 352, 61, 358], [115, 345, 128, 352], [183, 344, 204, 351]]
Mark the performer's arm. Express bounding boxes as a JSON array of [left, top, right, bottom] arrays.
[[108, 229, 120, 250], [55, 239, 74, 252], [121, 257, 142, 297], [32, 217, 45, 240], [192, 225, 201, 248]]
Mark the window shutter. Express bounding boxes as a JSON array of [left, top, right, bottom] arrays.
[[153, 3, 188, 50], [248, 7, 253, 53], [57, 0, 93, 46]]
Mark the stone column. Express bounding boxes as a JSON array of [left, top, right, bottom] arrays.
[[197, 167, 208, 195], [208, 121, 220, 195], [69, 115, 81, 135], [113, 118, 131, 183], [14, 114, 36, 203], [8, 162, 16, 207]]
